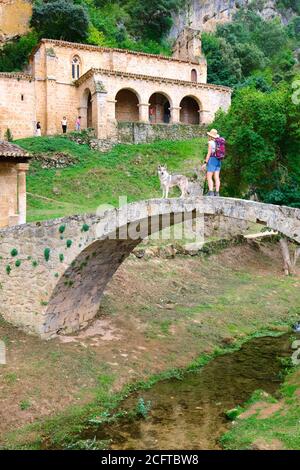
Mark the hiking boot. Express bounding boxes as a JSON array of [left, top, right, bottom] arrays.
[[207, 191, 214, 196], [215, 191, 220, 197]]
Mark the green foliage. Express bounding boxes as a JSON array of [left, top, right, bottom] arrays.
[[126, 0, 183, 42], [5, 129, 14, 142], [44, 248, 51, 262], [66, 240, 72, 248], [30, 0, 89, 43], [32, 260, 38, 268], [226, 407, 241, 421], [276, 0, 300, 15], [0, 32, 38, 73], [59, 225, 66, 234], [202, 8, 296, 87], [135, 397, 152, 418], [212, 83, 300, 207], [202, 33, 242, 87], [15, 260, 21, 268], [6, 265, 11, 275], [87, 0, 177, 54], [81, 224, 90, 232], [15, 136, 203, 221], [19, 400, 31, 411], [10, 249, 18, 257], [59, 253, 64, 262]]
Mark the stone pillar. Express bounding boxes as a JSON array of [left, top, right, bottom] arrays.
[[16, 163, 29, 225], [106, 99, 118, 140], [91, 80, 110, 139], [170, 106, 181, 124], [138, 103, 150, 123], [200, 109, 212, 125]]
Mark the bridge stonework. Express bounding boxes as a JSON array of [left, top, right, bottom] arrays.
[[0, 197, 299, 338]]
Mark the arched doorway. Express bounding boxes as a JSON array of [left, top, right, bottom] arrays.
[[87, 91, 92, 128], [180, 96, 200, 124], [149, 93, 171, 124], [81, 88, 93, 130], [115, 89, 139, 122]]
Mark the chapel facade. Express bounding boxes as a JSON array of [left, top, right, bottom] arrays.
[[0, 28, 232, 141]]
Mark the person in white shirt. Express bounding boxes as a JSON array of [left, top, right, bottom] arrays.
[[61, 117, 68, 134]]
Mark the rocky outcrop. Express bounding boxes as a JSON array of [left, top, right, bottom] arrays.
[[0, 0, 32, 43], [170, 0, 297, 38]]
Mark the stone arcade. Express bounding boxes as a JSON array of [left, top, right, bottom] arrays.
[[0, 28, 231, 143]]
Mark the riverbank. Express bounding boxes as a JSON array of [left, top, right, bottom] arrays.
[[0, 239, 299, 449], [221, 360, 300, 450]]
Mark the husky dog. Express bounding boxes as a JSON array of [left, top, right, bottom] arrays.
[[158, 165, 190, 199]]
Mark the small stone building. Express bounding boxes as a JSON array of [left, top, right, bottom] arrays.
[[0, 28, 232, 143], [0, 141, 31, 228]]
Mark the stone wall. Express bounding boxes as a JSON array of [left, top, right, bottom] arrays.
[[0, 73, 36, 139], [32, 39, 208, 86], [117, 122, 207, 144]]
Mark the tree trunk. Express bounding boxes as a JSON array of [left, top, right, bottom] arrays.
[[280, 238, 299, 275]]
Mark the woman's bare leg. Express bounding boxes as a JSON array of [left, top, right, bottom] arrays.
[[214, 171, 221, 192], [207, 172, 214, 192]]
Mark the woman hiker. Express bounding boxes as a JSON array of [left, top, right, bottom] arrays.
[[202, 128, 221, 196]]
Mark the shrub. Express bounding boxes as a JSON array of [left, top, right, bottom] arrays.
[[30, 0, 89, 43], [44, 248, 51, 262]]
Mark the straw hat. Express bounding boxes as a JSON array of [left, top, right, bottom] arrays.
[[207, 129, 219, 139]]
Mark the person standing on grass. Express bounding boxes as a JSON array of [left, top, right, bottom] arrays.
[[61, 116, 68, 134], [201, 128, 224, 197], [36, 121, 41, 137], [75, 116, 81, 132]]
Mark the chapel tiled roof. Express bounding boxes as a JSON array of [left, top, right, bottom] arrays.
[[0, 141, 31, 158]]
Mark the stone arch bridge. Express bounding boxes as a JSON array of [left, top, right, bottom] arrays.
[[0, 197, 299, 339]]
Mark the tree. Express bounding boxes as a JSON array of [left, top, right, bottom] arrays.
[[126, 0, 182, 41], [30, 0, 89, 43], [0, 32, 39, 72], [202, 34, 242, 87], [212, 85, 300, 208]]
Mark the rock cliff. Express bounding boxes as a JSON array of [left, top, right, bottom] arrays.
[[0, 0, 32, 42], [170, 0, 297, 38]]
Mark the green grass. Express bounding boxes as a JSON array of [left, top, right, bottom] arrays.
[[16, 136, 206, 222], [220, 367, 300, 450]]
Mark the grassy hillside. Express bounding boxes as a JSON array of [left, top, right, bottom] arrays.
[[17, 136, 206, 222]]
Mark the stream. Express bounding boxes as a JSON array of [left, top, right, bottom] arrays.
[[81, 333, 295, 450]]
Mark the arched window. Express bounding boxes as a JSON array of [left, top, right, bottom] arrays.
[[72, 56, 81, 80], [191, 69, 197, 83]]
